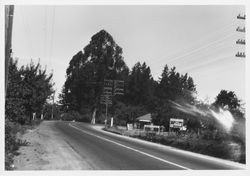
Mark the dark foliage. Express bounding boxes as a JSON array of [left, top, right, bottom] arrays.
[[59, 30, 129, 115], [6, 58, 54, 124]]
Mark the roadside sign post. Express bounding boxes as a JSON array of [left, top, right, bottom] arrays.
[[100, 94, 112, 127], [101, 79, 113, 127], [101, 79, 124, 127], [114, 80, 124, 95]]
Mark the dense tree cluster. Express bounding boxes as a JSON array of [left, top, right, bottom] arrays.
[[152, 65, 197, 130], [59, 30, 197, 128], [59, 30, 129, 120], [5, 58, 54, 123]]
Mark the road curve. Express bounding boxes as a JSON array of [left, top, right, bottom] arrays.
[[54, 121, 245, 170]]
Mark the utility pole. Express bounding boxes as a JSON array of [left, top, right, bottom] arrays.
[[100, 94, 112, 126], [235, 13, 245, 58], [5, 5, 14, 96]]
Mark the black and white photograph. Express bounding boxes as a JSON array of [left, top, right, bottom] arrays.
[[3, 0, 248, 173]]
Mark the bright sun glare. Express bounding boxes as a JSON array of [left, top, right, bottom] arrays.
[[210, 108, 234, 132]]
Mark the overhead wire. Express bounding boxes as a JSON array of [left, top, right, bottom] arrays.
[[182, 54, 234, 73], [188, 46, 234, 69], [150, 22, 244, 77], [168, 33, 237, 64], [150, 32, 237, 74], [148, 17, 246, 81], [155, 20, 237, 57], [150, 20, 239, 68], [172, 33, 238, 65]]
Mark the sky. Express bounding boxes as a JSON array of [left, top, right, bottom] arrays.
[[11, 5, 245, 103]]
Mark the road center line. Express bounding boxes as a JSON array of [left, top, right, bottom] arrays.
[[69, 123, 191, 170]]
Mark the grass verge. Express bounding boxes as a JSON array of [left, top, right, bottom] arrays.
[[105, 127, 245, 164], [5, 119, 42, 170]]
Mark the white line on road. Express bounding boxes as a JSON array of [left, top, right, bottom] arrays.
[[68, 123, 192, 170]]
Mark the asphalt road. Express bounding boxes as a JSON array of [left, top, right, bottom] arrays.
[[53, 121, 245, 170]]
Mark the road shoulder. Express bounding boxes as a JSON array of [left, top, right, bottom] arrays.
[[13, 121, 93, 170]]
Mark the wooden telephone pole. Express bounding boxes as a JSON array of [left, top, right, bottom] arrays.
[[5, 5, 14, 95]]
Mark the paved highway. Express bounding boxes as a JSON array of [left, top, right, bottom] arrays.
[[54, 121, 245, 170]]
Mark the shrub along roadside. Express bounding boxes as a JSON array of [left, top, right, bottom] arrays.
[[104, 127, 245, 164], [137, 133, 245, 164]]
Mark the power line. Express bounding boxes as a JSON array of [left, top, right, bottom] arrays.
[[176, 44, 235, 69], [175, 14, 245, 76], [149, 17, 244, 79], [150, 20, 238, 67], [175, 14, 246, 71], [182, 54, 233, 73], [151, 32, 237, 67]]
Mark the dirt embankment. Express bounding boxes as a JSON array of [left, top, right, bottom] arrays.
[[13, 121, 92, 170]]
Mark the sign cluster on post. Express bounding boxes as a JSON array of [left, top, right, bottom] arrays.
[[101, 79, 113, 106], [101, 79, 124, 104], [101, 79, 124, 126], [114, 80, 124, 96]]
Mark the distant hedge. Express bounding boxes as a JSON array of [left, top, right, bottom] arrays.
[[137, 133, 245, 164]]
